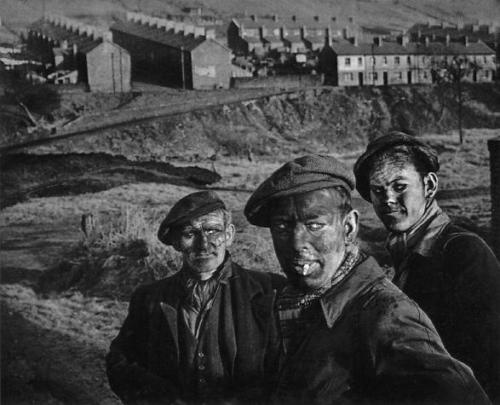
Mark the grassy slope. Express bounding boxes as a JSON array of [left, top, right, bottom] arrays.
[[3, 0, 499, 32]]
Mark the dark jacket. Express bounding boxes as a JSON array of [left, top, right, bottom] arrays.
[[273, 256, 489, 405], [106, 258, 286, 404], [393, 223, 500, 402]]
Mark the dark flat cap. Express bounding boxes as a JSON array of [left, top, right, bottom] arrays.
[[245, 155, 355, 227], [158, 191, 226, 245], [354, 131, 439, 201]]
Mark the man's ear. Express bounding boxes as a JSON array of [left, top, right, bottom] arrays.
[[224, 223, 236, 248], [343, 209, 359, 245], [424, 172, 438, 200]]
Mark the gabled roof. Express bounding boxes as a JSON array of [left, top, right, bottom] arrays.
[[29, 20, 102, 54], [329, 38, 494, 56], [110, 20, 207, 51]]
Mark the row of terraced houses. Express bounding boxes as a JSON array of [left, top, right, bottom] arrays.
[[19, 11, 498, 91]]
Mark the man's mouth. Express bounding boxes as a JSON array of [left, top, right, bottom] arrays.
[[292, 261, 318, 276]]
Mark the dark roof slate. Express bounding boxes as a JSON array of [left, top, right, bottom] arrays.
[[110, 19, 206, 51], [29, 20, 102, 54]]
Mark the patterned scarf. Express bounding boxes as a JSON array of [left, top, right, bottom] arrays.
[[386, 200, 450, 271], [277, 245, 362, 353]]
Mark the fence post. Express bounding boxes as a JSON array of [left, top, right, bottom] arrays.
[[488, 136, 500, 259]]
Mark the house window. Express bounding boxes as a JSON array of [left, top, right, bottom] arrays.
[[358, 57, 362, 66], [395, 56, 400, 65], [484, 56, 487, 63], [383, 56, 388, 65], [407, 56, 411, 64], [485, 70, 489, 78], [397, 72, 402, 79], [423, 71, 428, 79], [373, 72, 378, 81], [372, 56, 376, 65], [350, 73, 354, 81], [345, 57, 351, 66]]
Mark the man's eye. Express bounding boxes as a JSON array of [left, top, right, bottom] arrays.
[[370, 186, 384, 195], [182, 231, 194, 238], [306, 223, 324, 231], [272, 222, 289, 232], [205, 228, 222, 235], [393, 184, 407, 193]]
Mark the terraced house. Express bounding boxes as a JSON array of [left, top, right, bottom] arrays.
[[26, 15, 131, 92], [320, 34, 496, 86], [227, 15, 355, 57]]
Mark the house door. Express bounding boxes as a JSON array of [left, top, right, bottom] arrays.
[[358, 72, 364, 86], [407, 71, 412, 84], [383, 71, 388, 85]]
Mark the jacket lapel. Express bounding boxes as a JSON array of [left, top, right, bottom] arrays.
[[159, 274, 183, 361]]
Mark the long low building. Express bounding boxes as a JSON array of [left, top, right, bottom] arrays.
[[111, 13, 241, 89], [27, 15, 131, 92]]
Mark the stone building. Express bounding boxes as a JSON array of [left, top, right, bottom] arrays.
[[111, 12, 237, 89], [320, 35, 496, 87], [27, 15, 131, 92]]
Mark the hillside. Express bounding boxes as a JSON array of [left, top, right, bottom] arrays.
[[2, 0, 499, 34]]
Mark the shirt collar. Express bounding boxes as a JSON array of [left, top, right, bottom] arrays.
[[319, 256, 386, 328]]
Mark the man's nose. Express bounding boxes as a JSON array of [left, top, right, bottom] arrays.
[[384, 189, 397, 205], [292, 224, 310, 253], [195, 231, 209, 249]]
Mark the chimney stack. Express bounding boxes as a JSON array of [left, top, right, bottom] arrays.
[[373, 36, 382, 46], [445, 33, 450, 46], [331, 16, 337, 23], [292, 15, 296, 22], [348, 16, 354, 24], [398, 35, 409, 46], [194, 26, 205, 37], [250, 14, 257, 22], [314, 16, 319, 22], [350, 36, 358, 46], [464, 35, 469, 47], [272, 14, 278, 22], [424, 36, 430, 46], [206, 28, 216, 39]]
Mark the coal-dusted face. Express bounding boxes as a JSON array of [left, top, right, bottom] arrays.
[[172, 211, 235, 279], [368, 159, 437, 233], [269, 189, 358, 291]]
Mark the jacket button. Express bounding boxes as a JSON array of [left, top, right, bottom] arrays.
[[198, 352, 205, 358], [198, 364, 206, 371]]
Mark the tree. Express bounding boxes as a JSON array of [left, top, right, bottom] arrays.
[[429, 55, 479, 144]]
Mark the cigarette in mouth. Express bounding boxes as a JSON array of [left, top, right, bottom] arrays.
[[302, 264, 310, 276]]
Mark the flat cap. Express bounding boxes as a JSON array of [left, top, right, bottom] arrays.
[[245, 155, 355, 227], [354, 131, 439, 202], [158, 190, 226, 245]]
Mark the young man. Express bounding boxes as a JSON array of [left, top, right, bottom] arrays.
[[354, 131, 500, 402], [106, 191, 285, 404], [245, 154, 488, 404]]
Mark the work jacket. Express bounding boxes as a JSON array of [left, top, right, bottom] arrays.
[[106, 257, 285, 404], [392, 222, 500, 402], [273, 256, 489, 404]]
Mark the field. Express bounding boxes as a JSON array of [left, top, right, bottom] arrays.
[[1, 124, 498, 403], [2, 0, 499, 34]]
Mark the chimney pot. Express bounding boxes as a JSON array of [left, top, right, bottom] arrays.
[[314, 16, 319, 22]]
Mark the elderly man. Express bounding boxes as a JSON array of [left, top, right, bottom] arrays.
[[354, 131, 500, 402], [106, 191, 285, 404], [245, 155, 488, 404]]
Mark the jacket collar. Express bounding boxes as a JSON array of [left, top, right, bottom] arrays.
[[320, 256, 386, 328]]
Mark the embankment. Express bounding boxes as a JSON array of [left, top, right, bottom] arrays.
[[6, 83, 500, 161]]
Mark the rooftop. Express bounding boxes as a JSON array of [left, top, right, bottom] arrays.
[[111, 19, 207, 51]]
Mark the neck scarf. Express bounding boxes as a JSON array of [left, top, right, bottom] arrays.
[[386, 200, 450, 270], [277, 245, 362, 353]]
